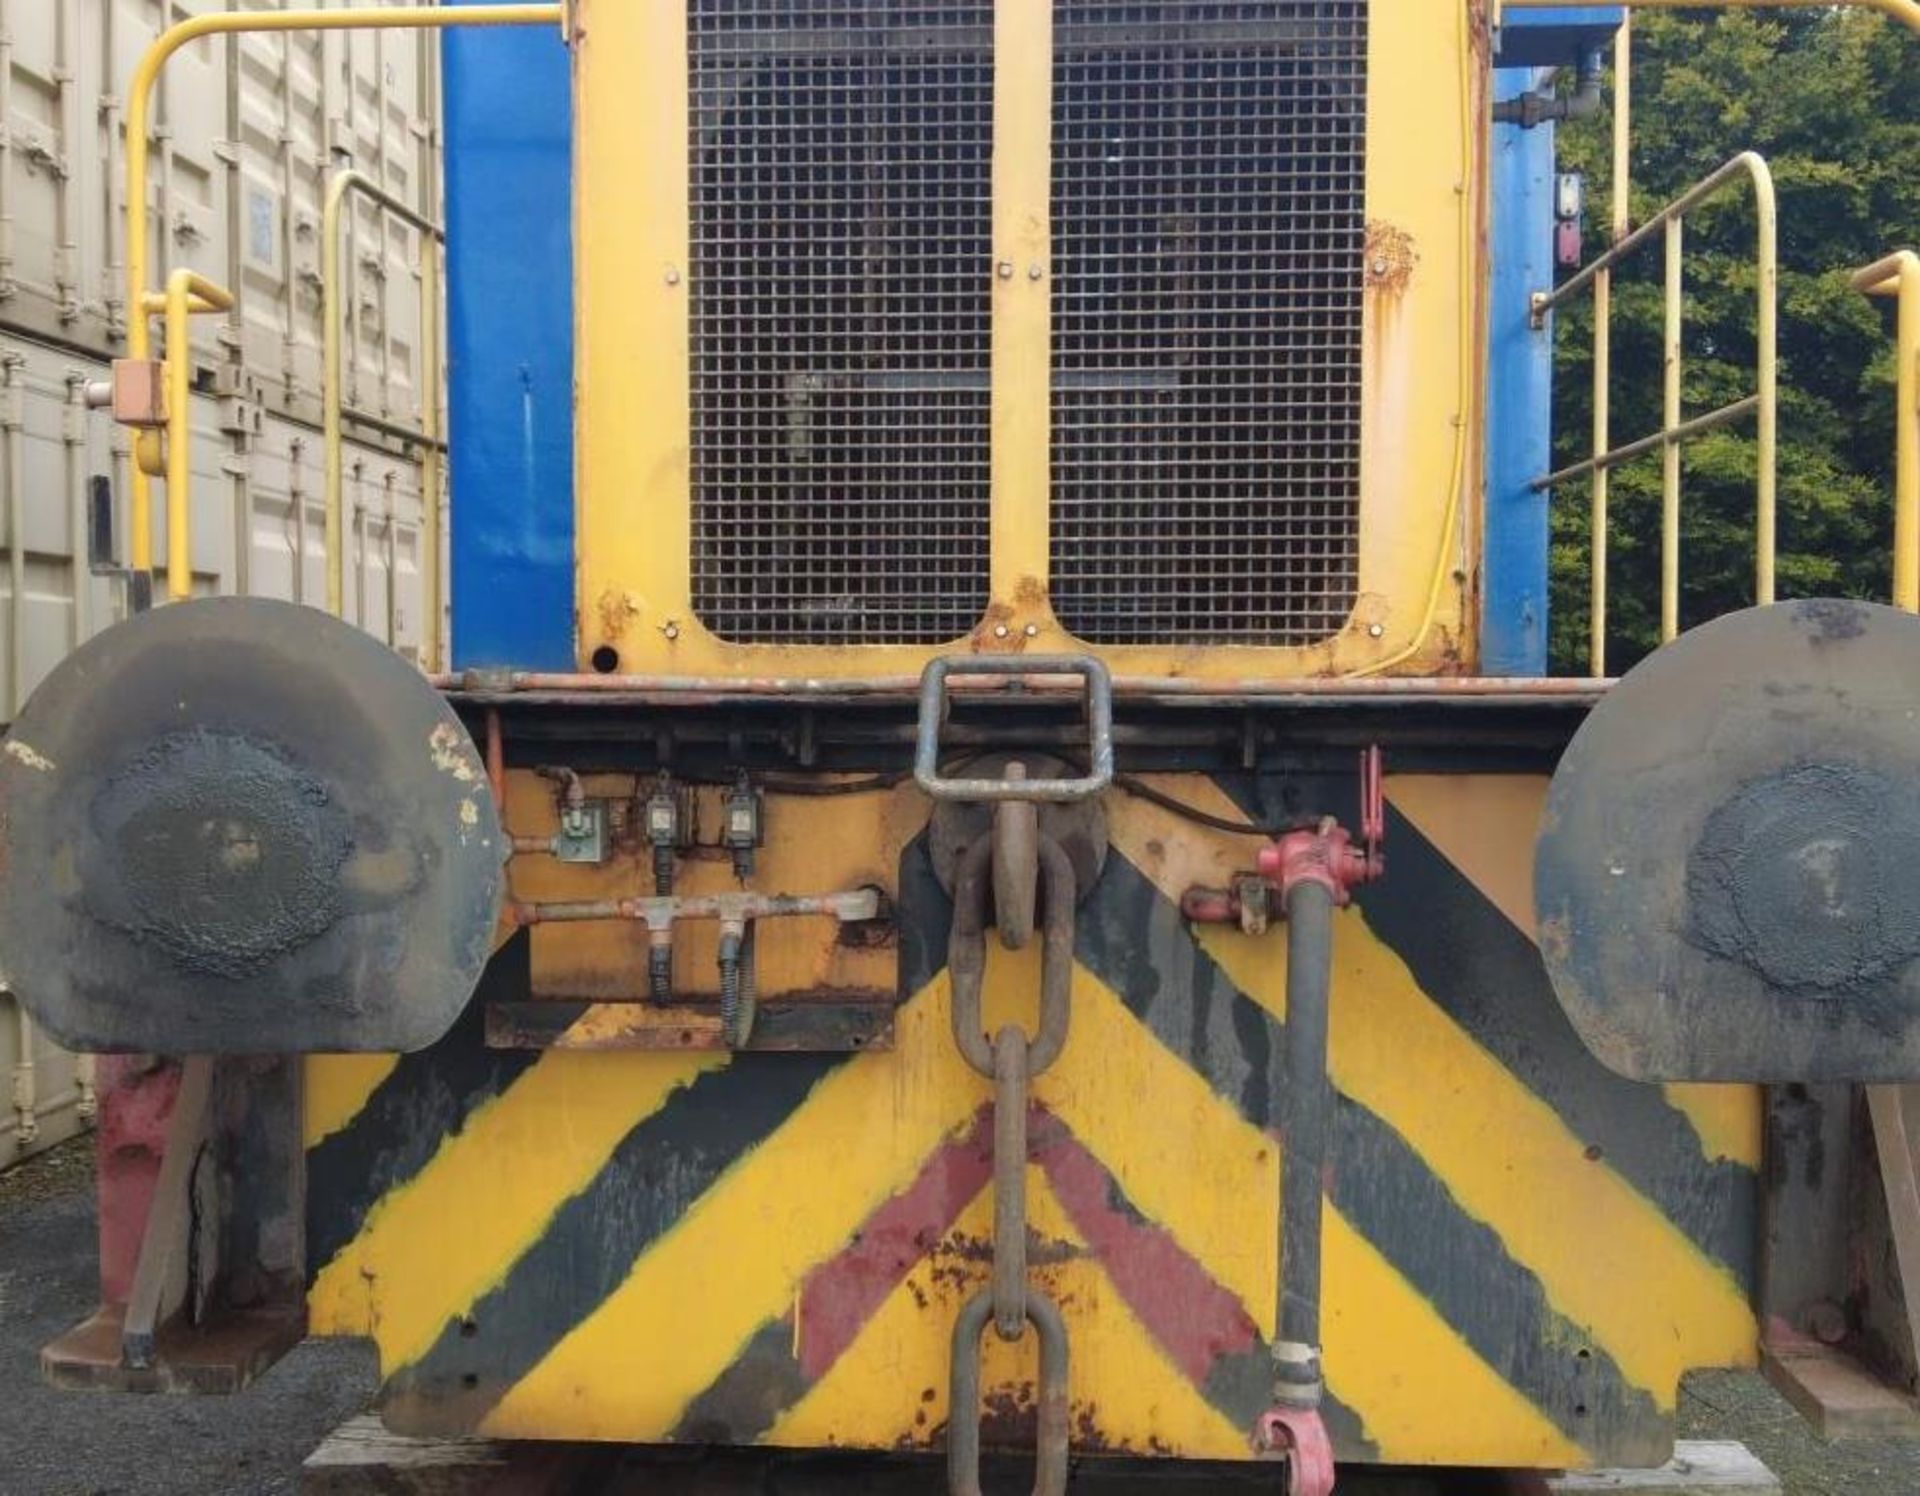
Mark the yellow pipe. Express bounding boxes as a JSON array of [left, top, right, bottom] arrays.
[[323, 168, 444, 628], [122, 4, 561, 599], [159, 270, 234, 602], [1753, 167, 1780, 610], [1588, 19, 1630, 676], [1855, 252, 1920, 611], [1662, 217, 1683, 642]]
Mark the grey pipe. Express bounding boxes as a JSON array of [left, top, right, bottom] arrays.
[[1278, 879, 1337, 1365], [1493, 48, 1604, 129]]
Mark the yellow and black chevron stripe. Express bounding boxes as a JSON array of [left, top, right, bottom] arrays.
[[303, 773, 1759, 1470]]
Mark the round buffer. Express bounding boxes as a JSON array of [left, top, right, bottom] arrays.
[[0, 597, 504, 1054], [1537, 599, 1920, 1082]]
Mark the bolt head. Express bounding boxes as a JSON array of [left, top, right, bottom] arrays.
[[996, 261, 1014, 280], [993, 623, 1010, 638], [665, 267, 681, 286], [1368, 623, 1385, 638], [1024, 623, 1039, 637], [663, 622, 681, 640]]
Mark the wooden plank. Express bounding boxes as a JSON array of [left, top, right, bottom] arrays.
[[1868, 1084, 1920, 1372], [1546, 1441, 1778, 1494], [1762, 1334, 1920, 1440], [300, 1414, 599, 1496]]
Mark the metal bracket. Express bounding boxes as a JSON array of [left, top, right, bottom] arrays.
[[40, 1054, 307, 1395], [915, 655, 1113, 803]]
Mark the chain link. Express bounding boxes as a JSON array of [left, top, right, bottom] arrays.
[[947, 828, 1076, 1496]]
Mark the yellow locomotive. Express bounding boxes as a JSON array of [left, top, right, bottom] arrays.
[[6, 3, 1920, 1492]]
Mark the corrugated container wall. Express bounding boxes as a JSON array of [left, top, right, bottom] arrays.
[[0, 0, 443, 1167]]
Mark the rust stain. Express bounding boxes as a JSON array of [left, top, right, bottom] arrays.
[[971, 601, 1020, 654], [1365, 220, 1418, 295], [596, 588, 641, 643]]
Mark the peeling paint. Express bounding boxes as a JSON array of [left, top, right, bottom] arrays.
[[429, 723, 478, 783], [5, 740, 54, 773]]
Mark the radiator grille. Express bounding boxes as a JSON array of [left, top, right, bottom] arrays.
[[688, 0, 994, 645], [1049, 1, 1368, 646]]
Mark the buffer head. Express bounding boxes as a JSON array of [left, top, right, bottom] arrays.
[[1537, 599, 1920, 1082], [0, 598, 504, 1054]]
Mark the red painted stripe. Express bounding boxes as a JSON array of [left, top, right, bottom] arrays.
[[1032, 1109, 1261, 1383], [797, 1107, 995, 1380]]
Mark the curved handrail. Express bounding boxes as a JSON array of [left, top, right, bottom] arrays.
[[1854, 252, 1920, 610]]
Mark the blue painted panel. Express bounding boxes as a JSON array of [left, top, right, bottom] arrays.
[[443, 9, 575, 671], [1482, 69, 1557, 677], [1496, 6, 1622, 67]]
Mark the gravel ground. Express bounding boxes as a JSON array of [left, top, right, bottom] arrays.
[[0, 1137, 377, 1496], [6, 1137, 1920, 1494]]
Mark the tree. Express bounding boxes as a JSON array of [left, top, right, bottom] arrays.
[[1549, 7, 1920, 674]]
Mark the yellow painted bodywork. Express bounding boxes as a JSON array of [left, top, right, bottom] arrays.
[[308, 773, 1760, 1464], [571, 0, 1484, 680]]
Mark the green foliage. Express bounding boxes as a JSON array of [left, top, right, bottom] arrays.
[[1549, 8, 1920, 674]]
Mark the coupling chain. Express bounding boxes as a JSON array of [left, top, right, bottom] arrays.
[[946, 829, 1075, 1496]]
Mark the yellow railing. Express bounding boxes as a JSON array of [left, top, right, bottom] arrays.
[[1854, 252, 1920, 611], [323, 169, 445, 664], [136, 272, 235, 601], [1507, 0, 1920, 670], [121, 4, 563, 608], [1532, 152, 1778, 676], [1505, 0, 1920, 34]]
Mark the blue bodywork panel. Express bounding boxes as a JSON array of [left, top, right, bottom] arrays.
[[443, 8, 575, 670], [1482, 67, 1560, 677], [1496, 6, 1623, 68]]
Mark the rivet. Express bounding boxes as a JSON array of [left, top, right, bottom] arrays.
[[1024, 623, 1040, 637], [1028, 263, 1044, 281], [663, 621, 681, 640], [996, 261, 1014, 280], [1367, 622, 1385, 638], [1370, 257, 1390, 276], [664, 267, 681, 286], [994, 623, 1010, 638]]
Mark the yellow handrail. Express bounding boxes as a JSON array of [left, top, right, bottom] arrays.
[[1854, 252, 1920, 611], [136, 271, 234, 602], [1498, 0, 1920, 674], [122, 4, 562, 607], [323, 169, 445, 663], [1504, 0, 1920, 34], [1533, 153, 1778, 674]]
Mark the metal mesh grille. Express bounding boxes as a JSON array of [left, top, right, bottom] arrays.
[[688, 0, 994, 644], [1049, 1, 1368, 645]]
